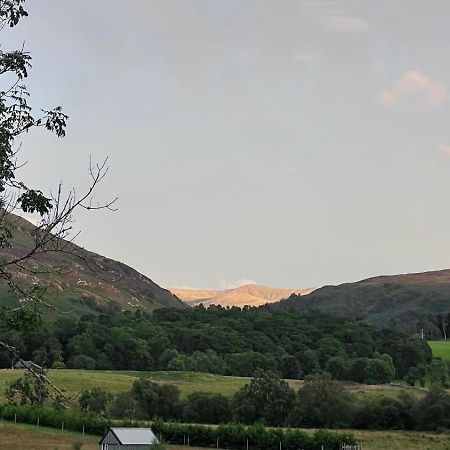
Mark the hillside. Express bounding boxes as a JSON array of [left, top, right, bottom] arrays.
[[170, 284, 315, 307], [273, 269, 450, 331], [0, 214, 185, 316]]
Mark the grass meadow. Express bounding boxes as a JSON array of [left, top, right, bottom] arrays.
[[428, 340, 450, 360], [0, 369, 424, 403]]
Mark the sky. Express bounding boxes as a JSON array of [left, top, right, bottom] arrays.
[[3, 0, 450, 290]]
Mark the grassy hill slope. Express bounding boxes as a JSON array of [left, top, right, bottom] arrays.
[[274, 269, 450, 331], [0, 215, 185, 317]]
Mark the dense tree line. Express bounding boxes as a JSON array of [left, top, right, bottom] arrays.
[[6, 366, 450, 431], [74, 371, 450, 431], [0, 307, 432, 384]]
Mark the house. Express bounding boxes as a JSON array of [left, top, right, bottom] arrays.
[[13, 360, 41, 370], [99, 427, 159, 450]]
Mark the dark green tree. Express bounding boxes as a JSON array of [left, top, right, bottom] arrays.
[[131, 378, 181, 420], [183, 392, 231, 424], [301, 349, 321, 375], [413, 384, 450, 430], [325, 356, 349, 380], [425, 359, 450, 388], [110, 391, 138, 420], [290, 373, 357, 428], [364, 355, 395, 384], [79, 387, 112, 415], [280, 355, 302, 379], [231, 370, 296, 426]]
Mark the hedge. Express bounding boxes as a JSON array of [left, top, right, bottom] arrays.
[[0, 404, 357, 450]]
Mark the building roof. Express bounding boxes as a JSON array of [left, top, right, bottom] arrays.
[[14, 360, 42, 370], [109, 427, 158, 445]]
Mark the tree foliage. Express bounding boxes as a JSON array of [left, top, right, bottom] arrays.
[[0, 0, 115, 405], [5, 370, 47, 405], [232, 370, 296, 426], [3, 307, 430, 385]]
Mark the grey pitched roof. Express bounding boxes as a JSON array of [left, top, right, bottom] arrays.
[[111, 427, 159, 445], [14, 360, 42, 370]]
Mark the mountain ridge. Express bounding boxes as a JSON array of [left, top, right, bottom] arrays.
[[171, 284, 316, 307], [272, 268, 450, 331]]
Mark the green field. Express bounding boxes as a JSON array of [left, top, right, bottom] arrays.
[[1, 420, 449, 450], [338, 429, 450, 450], [0, 369, 424, 405], [0, 370, 255, 401], [428, 340, 450, 360]]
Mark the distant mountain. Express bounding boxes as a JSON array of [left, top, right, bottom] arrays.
[[0, 214, 185, 316], [170, 284, 316, 307], [273, 269, 450, 331]]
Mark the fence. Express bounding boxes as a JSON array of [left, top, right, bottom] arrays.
[[0, 404, 360, 450], [172, 437, 362, 450], [340, 444, 363, 450]]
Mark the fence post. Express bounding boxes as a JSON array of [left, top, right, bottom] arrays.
[[82, 425, 85, 435], [14, 413, 16, 424], [246, 438, 249, 450], [61, 421, 64, 432], [216, 437, 219, 449], [280, 441, 282, 450], [183, 435, 186, 446], [36, 417, 39, 428], [187, 435, 190, 447]]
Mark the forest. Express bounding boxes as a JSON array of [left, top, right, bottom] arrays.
[[0, 306, 433, 385]]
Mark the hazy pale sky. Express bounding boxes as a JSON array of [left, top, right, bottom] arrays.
[[5, 0, 450, 289]]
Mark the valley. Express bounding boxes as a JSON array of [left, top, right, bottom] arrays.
[[1, 1, 450, 448]]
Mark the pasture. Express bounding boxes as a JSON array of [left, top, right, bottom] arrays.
[[0, 369, 422, 402], [428, 340, 450, 360]]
